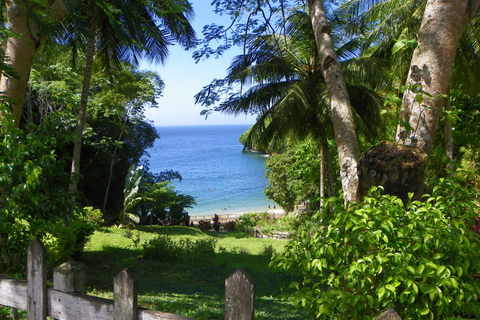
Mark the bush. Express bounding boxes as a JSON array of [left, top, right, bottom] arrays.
[[44, 220, 96, 263], [179, 237, 216, 264], [0, 109, 77, 276], [224, 221, 235, 231], [82, 207, 104, 230], [198, 220, 212, 231], [213, 214, 221, 232], [142, 235, 179, 261], [271, 178, 480, 319], [142, 235, 217, 265], [236, 212, 268, 233]]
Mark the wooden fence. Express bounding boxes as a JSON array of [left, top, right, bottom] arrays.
[[0, 240, 402, 320], [0, 239, 255, 320]]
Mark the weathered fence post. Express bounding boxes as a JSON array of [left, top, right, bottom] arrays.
[[225, 268, 255, 320], [11, 308, 19, 320], [375, 308, 402, 320], [27, 239, 47, 320], [53, 262, 87, 294], [113, 269, 137, 320]]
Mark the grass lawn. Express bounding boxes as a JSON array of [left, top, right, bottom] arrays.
[[80, 226, 306, 320]]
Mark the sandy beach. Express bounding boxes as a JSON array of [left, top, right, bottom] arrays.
[[189, 209, 286, 224]]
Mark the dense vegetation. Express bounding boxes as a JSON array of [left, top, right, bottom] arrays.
[[2, 0, 480, 319]]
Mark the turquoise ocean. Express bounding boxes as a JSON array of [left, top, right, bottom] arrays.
[[146, 125, 278, 217]]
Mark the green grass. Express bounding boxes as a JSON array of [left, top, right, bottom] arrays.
[[80, 226, 306, 320]]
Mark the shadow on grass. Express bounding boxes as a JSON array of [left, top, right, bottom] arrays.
[[203, 230, 252, 239], [81, 246, 296, 297], [136, 225, 208, 237], [136, 225, 252, 239], [80, 226, 304, 320]]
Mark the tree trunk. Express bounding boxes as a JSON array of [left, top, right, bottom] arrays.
[[69, 25, 96, 197], [103, 118, 128, 212], [0, 0, 67, 125], [308, 0, 360, 204], [319, 124, 334, 198], [358, 0, 480, 202], [444, 95, 454, 175], [319, 145, 324, 207], [395, 0, 480, 157], [1, 0, 39, 124]]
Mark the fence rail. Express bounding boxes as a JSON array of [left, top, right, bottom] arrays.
[[0, 239, 255, 320], [1, 240, 402, 320]]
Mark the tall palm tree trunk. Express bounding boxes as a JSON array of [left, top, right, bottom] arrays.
[[69, 24, 96, 197], [308, 0, 360, 204]]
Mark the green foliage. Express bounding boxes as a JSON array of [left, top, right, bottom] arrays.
[[121, 165, 195, 226], [82, 226, 303, 319], [260, 244, 275, 257], [44, 220, 95, 263], [271, 178, 480, 319], [142, 235, 216, 265], [0, 105, 76, 276], [236, 212, 269, 234], [28, 49, 162, 218], [122, 165, 144, 223], [264, 150, 299, 212], [43, 206, 101, 263], [265, 140, 340, 213], [82, 206, 105, 230]]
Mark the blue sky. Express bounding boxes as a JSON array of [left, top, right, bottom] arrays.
[[139, 1, 257, 127]]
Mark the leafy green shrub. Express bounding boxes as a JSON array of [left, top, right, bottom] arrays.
[[82, 207, 104, 230], [142, 235, 217, 265], [236, 212, 267, 233], [143, 235, 179, 261], [178, 237, 216, 264], [44, 220, 96, 262], [0, 108, 76, 276], [271, 178, 480, 319]]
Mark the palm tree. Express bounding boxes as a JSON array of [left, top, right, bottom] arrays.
[[343, 0, 480, 98], [343, 0, 480, 182], [196, 10, 387, 204], [63, 0, 196, 196]]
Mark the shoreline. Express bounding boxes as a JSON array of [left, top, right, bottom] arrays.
[[187, 205, 283, 217], [189, 209, 286, 223]]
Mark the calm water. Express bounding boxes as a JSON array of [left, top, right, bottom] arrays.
[[146, 125, 277, 216]]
